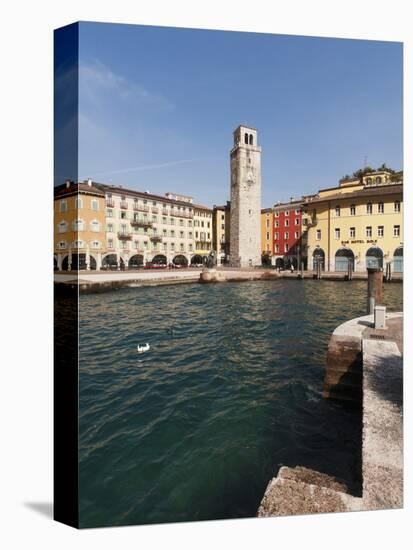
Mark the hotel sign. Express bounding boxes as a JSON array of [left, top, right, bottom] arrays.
[[341, 239, 378, 245]]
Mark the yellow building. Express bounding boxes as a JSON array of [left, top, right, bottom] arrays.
[[54, 179, 106, 270], [193, 205, 213, 262], [213, 202, 231, 264], [261, 208, 274, 257], [303, 169, 403, 272]]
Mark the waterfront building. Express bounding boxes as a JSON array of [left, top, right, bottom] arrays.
[[303, 168, 403, 272], [54, 179, 106, 270], [95, 184, 205, 268], [272, 199, 305, 269], [261, 208, 274, 263], [55, 181, 213, 270], [192, 204, 213, 264], [213, 202, 231, 265], [229, 125, 262, 267]]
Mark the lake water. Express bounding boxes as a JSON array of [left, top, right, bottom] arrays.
[[78, 279, 402, 527]]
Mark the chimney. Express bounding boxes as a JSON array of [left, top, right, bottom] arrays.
[[87, 178, 92, 187], [65, 180, 71, 188]]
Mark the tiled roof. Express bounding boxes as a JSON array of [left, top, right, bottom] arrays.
[[304, 184, 403, 205], [54, 182, 105, 198]]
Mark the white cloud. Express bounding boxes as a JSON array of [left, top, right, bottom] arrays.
[[79, 58, 174, 110]]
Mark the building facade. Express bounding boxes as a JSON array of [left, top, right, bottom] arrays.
[[261, 208, 274, 263], [229, 125, 262, 267], [54, 179, 106, 270], [272, 200, 305, 269], [54, 181, 213, 270], [303, 169, 403, 272], [213, 202, 231, 265], [193, 205, 213, 263]]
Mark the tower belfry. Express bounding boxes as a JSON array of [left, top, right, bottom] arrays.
[[229, 125, 262, 267]]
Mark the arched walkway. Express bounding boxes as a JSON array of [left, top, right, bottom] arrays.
[[102, 254, 118, 269], [335, 248, 354, 272], [366, 246, 383, 269], [172, 254, 188, 266], [312, 248, 325, 271], [152, 254, 167, 265], [129, 254, 144, 269], [190, 254, 205, 266], [393, 247, 403, 272]]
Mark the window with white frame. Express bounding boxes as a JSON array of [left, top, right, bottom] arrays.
[[349, 227, 355, 238], [107, 209, 113, 217], [91, 220, 100, 232], [266, 232, 270, 240], [284, 243, 289, 252], [366, 226, 372, 237], [378, 202, 384, 214], [378, 225, 384, 237], [275, 232, 279, 240], [107, 223, 113, 232], [335, 206, 341, 217], [316, 229, 321, 240], [108, 238, 114, 248], [275, 244, 279, 253], [394, 200, 401, 213], [350, 204, 356, 215], [73, 219, 84, 231], [92, 241, 100, 248], [59, 241, 67, 249], [334, 228, 340, 239], [284, 232, 289, 239], [58, 221, 68, 233], [366, 203, 372, 214], [294, 231, 299, 239], [91, 199, 99, 211], [393, 225, 400, 237], [275, 220, 279, 227], [295, 218, 300, 225], [60, 200, 67, 213], [74, 240, 83, 248], [295, 209, 300, 214], [285, 210, 289, 216], [75, 197, 83, 209], [285, 219, 289, 227]]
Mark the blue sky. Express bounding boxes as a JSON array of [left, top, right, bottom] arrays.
[[76, 22, 402, 207]]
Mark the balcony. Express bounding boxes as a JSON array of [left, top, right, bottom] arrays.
[[118, 231, 133, 241], [133, 204, 150, 212], [130, 219, 153, 228], [106, 200, 115, 208], [120, 201, 128, 209], [150, 235, 162, 243], [162, 209, 169, 216], [152, 207, 159, 214]]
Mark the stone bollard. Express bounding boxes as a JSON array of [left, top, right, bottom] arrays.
[[367, 267, 383, 315], [374, 305, 386, 329]]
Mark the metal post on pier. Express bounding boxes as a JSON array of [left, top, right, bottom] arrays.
[[300, 261, 304, 279], [367, 267, 383, 314]]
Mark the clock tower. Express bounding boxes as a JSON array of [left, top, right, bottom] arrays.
[[229, 125, 262, 267]]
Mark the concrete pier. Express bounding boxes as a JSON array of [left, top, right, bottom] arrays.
[[258, 311, 403, 518], [55, 268, 402, 293]]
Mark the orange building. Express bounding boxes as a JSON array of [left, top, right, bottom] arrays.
[[54, 179, 106, 270]]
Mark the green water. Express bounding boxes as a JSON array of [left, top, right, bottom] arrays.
[[78, 279, 402, 527]]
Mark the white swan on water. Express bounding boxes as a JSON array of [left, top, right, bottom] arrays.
[[137, 343, 150, 353]]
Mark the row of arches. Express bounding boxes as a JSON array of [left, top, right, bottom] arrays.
[[55, 253, 210, 271], [312, 246, 403, 272]]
